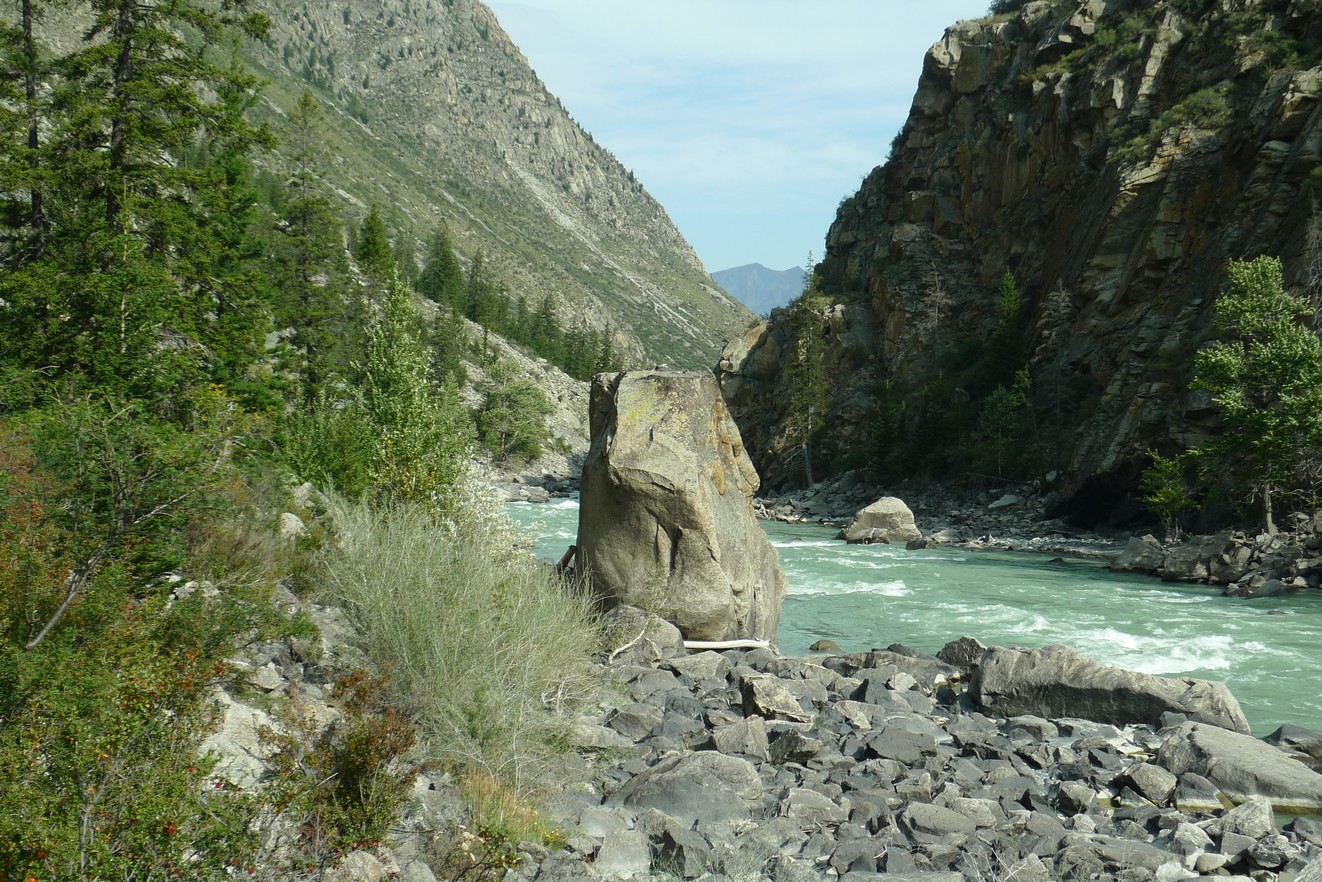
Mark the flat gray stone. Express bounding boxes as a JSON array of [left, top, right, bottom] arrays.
[[607, 752, 762, 825], [972, 645, 1250, 733], [781, 787, 849, 830], [1158, 723, 1322, 812], [594, 830, 651, 878], [902, 802, 977, 836]]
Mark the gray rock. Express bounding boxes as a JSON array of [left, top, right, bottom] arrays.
[[1158, 723, 1322, 812], [666, 650, 731, 684], [970, 644, 1250, 733], [657, 829, 711, 879], [1298, 853, 1322, 882], [1264, 722, 1322, 772], [279, 511, 307, 540], [781, 787, 849, 830], [606, 752, 763, 825], [742, 674, 814, 722], [199, 690, 281, 789], [1116, 762, 1178, 806], [936, 636, 986, 671], [602, 605, 685, 659], [862, 649, 959, 689], [578, 372, 787, 642], [1112, 535, 1166, 573], [1248, 834, 1298, 869], [902, 802, 977, 836], [706, 717, 770, 761], [593, 830, 651, 878], [328, 851, 389, 882], [1217, 795, 1277, 840], [839, 497, 923, 544], [606, 705, 663, 742]]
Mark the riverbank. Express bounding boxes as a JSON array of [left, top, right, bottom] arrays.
[[510, 622, 1322, 882]]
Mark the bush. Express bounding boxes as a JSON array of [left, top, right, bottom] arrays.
[[318, 495, 599, 804]]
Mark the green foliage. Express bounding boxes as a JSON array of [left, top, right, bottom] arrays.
[[1118, 87, 1231, 165], [1139, 450, 1197, 541], [282, 393, 375, 498], [973, 368, 1037, 479], [1193, 256, 1322, 533], [262, 671, 417, 866], [0, 397, 295, 882], [362, 275, 474, 514], [319, 495, 599, 803], [476, 360, 555, 464], [782, 266, 831, 486], [417, 222, 466, 307], [273, 92, 352, 400], [354, 204, 395, 284]]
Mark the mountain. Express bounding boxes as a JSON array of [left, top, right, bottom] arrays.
[[711, 264, 807, 316], [234, 0, 749, 369], [719, 0, 1322, 524]]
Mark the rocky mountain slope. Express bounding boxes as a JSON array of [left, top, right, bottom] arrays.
[[241, 0, 748, 369], [712, 263, 807, 316], [721, 0, 1322, 524]]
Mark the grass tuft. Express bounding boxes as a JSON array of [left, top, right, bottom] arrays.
[[318, 494, 600, 807]]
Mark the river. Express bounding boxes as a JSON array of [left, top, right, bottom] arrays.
[[505, 498, 1322, 736]]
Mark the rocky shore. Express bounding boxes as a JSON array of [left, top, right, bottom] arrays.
[[505, 615, 1322, 882]]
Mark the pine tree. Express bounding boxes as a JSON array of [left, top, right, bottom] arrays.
[[277, 91, 346, 400], [355, 204, 395, 285], [783, 269, 830, 486], [417, 223, 465, 308]]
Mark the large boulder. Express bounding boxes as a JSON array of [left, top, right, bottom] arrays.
[[969, 645, 1251, 734], [578, 371, 787, 643], [839, 497, 922, 544], [1157, 722, 1322, 813]]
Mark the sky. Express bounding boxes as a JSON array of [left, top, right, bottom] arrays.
[[483, 0, 992, 274]]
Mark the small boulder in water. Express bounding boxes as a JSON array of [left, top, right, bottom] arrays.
[[838, 497, 922, 545], [809, 639, 842, 653]]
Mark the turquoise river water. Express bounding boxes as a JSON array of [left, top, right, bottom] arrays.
[[505, 499, 1322, 736]]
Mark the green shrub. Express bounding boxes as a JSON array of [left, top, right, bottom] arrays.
[[318, 495, 599, 804]]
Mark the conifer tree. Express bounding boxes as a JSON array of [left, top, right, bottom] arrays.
[[355, 204, 395, 285], [277, 91, 345, 400], [417, 223, 466, 308], [783, 266, 830, 486]]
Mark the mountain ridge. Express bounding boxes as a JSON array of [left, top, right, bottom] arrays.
[[234, 0, 749, 369], [711, 263, 806, 316]]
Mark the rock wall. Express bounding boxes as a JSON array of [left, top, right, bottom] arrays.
[[577, 372, 787, 643], [721, 0, 1322, 522]]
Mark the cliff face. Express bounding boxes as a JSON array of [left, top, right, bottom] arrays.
[[242, 0, 749, 369], [721, 0, 1322, 523]]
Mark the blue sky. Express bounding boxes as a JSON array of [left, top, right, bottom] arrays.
[[484, 1, 992, 274]]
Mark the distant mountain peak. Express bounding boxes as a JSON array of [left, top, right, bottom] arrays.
[[711, 263, 806, 316]]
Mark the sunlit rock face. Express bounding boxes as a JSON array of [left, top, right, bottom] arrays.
[[721, 0, 1322, 524], [578, 371, 787, 643]]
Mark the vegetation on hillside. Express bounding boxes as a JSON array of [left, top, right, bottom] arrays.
[[0, 1, 601, 878], [1141, 257, 1322, 537]]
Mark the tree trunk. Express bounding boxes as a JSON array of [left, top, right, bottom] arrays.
[[1263, 483, 1277, 536]]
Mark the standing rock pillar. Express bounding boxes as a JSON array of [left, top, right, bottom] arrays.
[[577, 371, 788, 643]]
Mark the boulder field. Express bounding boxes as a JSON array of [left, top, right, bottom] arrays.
[[510, 616, 1322, 882]]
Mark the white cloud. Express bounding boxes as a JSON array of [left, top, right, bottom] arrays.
[[486, 0, 990, 271]]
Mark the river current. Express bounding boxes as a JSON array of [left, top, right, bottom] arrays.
[[505, 498, 1322, 736]]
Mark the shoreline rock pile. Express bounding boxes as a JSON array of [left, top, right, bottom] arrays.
[[1114, 528, 1322, 597], [514, 618, 1322, 882]]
